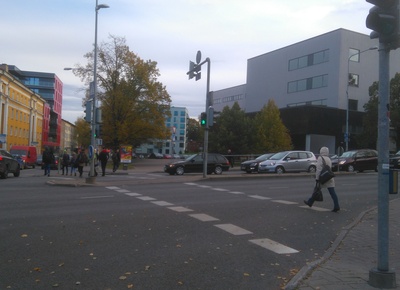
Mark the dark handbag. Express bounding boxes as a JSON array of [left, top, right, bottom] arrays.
[[312, 181, 323, 202], [319, 156, 335, 184]]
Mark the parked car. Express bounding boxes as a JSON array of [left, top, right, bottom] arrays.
[[36, 154, 43, 167], [9, 145, 37, 168], [0, 149, 21, 179], [164, 153, 230, 175], [258, 151, 317, 174], [148, 152, 163, 159], [240, 153, 274, 173], [12, 154, 25, 170], [338, 149, 378, 172], [390, 150, 400, 169]]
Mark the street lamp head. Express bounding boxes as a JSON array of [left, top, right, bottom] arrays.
[[96, 4, 109, 10], [63, 67, 73, 71]]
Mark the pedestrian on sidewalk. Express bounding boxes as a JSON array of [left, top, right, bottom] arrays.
[[112, 148, 121, 172], [304, 146, 340, 212], [70, 152, 77, 176], [98, 148, 109, 176], [61, 150, 70, 175], [76, 148, 88, 178], [42, 147, 55, 177]]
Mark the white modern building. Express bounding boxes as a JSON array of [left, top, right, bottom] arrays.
[[135, 106, 189, 156], [212, 28, 400, 153]]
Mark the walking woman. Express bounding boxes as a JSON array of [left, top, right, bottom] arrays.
[[304, 147, 340, 212]]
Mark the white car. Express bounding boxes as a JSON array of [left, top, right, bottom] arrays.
[[258, 151, 317, 174]]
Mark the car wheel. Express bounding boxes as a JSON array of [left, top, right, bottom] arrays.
[[176, 166, 185, 175], [275, 166, 285, 174], [246, 170, 252, 174], [214, 166, 223, 175], [13, 166, 21, 177], [308, 165, 316, 173], [347, 165, 355, 172], [1, 167, 9, 179]]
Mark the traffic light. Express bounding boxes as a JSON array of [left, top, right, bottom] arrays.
[[84, 100, 92, 123], [200, 112, 207, 127], [207, 106, 214, 127], [366, 0, 400, 48]]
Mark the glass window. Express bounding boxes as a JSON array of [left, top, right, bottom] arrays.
[[288, 59, 298, 71], [349, 48, 360, 62], [298, 56, 308, 69], [297, 79, 307, 91]]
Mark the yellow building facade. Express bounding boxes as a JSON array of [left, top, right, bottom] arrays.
[[0, 64, 45, 152]]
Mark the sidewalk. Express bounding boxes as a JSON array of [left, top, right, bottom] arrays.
[[286, 198, 400, 290]]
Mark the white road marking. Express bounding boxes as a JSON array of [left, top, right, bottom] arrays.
[[115, 189, 131, 193], [81, 195, 114, 199], [136, 196, 156, 201], [184, 183, 198, 186], [152, 201, 174, 206], [106, 186, 120, 190], [212, 188, 229, 192], [299, 205, 331, 212], [271, 200, 298, 205], [230, 191, 245, 195], [214, 224, 253, 235], [168, 206, 194, 212], [249, 195, 271, 200], [124, 192, 142, 197], [189, 213, 220, 222], [249, 238, 299, 254]]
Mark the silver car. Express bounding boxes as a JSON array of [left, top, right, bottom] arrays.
[[258, 151, 317, 174]]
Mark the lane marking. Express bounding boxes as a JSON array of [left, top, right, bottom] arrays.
[[136, 196, 156, 201], [124, 192, 142, 197], [212, 188, 229, 192], [249, 238, 299, 254], [189, 213, 220, 222], [81, 195, 114, 199], [214, 224, 253, 235], [184, 183, 198, 186], [168, 206, 194, 213], [230, 191, 245, 195], [115, 189, 131, 193], [249, 195, 271, 200], [152, 201, 174, 206], [106, 186, 120, 190], [299, 205, 331, 212], [271, 200, 298, 205]]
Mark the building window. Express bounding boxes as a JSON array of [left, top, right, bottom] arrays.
[[348, 73, 359, 86], [348, 99, 358, 111], [288, 49, 329, 71], [349, 48, 360, 62], [287, 74, 328, 93]]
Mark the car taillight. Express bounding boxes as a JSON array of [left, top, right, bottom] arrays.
[[0, 156, 3, 161]]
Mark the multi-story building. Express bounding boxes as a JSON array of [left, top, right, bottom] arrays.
[[135, 106, 189, 156], [212, 28, 400, 153], [7, 65, 63, 152], [0, 64, 45, 152], [61, 119, 77, 154]]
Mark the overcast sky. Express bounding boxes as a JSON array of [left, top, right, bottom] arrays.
[[2, 0, 374, 123]]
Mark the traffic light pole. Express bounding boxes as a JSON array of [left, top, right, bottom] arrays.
[[203, 57, 211, 178], [368, 43, 396, 288]]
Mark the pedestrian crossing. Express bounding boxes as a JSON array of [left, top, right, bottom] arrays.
[[103, 181, 329, 256]]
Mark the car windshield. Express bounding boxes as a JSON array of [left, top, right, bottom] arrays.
[[255, 154, 273, 161], [10, 149, 26, 155], [185, 154, 198, 161], [341, 151, 355, 158], [269, 152, 288, 160]]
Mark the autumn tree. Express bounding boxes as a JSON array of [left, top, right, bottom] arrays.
[[74, 35, 171, 149], [74, 117, 91, 148], [253, 100, 292, 152], [209, 102, 252, 154]]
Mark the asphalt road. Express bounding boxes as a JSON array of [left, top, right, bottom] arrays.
[[1, 167, 396, 290]]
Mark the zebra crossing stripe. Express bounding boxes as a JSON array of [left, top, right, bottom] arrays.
[[214, 224, 253, 235], [189, 213, 219, 222], [249, 238, 299, 254]]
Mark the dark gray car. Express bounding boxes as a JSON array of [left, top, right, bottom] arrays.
[[164, 153, 230, 175], [0, 149, 21, 179]]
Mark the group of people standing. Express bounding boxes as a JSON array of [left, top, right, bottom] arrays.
[[43, 147, 121, 178]]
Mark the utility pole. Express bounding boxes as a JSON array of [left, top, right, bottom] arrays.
[[187, 51, 211, 178]]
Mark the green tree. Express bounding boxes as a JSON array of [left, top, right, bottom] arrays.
[[253, 100, 292, 152], [360, 73, 400, 149], [209, 102, 252, 154], [74, 35, 171, 149], [74, 117, 91, 148]]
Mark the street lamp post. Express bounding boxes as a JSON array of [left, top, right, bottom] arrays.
[[89, 0, 109, 180], [345, 46, 377, 151]]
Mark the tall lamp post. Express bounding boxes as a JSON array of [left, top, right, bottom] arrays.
[[345, 46, 377, 151], [89, 0, 109, 179]]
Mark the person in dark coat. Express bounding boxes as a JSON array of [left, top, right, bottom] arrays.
[[42, 147, 55, 177], [61, 150, 70, 175], [98, 148, 109, 176], [112, 149, 121, 172]]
